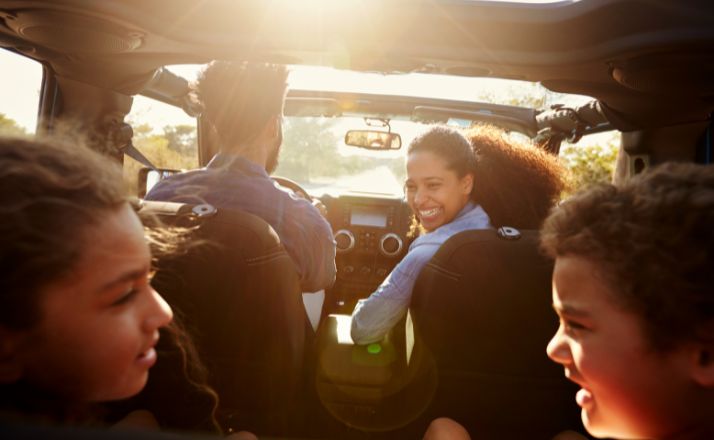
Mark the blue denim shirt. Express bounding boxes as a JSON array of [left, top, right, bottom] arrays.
[[351, 202, 491, 344], [144, 153, 337, 292]]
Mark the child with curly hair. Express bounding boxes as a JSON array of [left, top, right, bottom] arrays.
[[542, 162, 714, 439]]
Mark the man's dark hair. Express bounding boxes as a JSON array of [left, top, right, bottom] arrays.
[[195, 61, 288, 149], [541, 162, 714, 352]]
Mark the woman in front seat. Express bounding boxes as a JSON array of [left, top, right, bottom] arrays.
[[351, 125, 567, 344]]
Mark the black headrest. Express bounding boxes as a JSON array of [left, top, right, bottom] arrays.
[[411, 227, 558, 377]]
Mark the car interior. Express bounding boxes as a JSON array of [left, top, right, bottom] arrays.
[[1, 1, 713, 439]]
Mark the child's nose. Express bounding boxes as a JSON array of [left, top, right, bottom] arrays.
[[144, 288, 173, 332], [546, 325, 571, 365]]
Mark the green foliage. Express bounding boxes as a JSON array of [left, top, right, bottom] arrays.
[[123, 125, 197, 196], [560, 134, 619, 192], [121, 114, 618, 199], [163, 124, 198, 154], [0, 113, 28, 137], [276, 117, 404, 185]]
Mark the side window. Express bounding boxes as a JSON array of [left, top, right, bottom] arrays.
[[560, 130, 620, 191], [0, 49, 42, 136], [124, 94, 199, 195]]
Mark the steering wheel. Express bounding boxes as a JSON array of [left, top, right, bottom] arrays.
[[272, 176, 311, 200]]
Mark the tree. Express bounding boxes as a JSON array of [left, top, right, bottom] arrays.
[[123, 123, 198, 196], [163, 124, 197, 154], [276, 117, 405, 187], [496, 87, 620, 193], [0, 113, 28, 136], [560, 135, 619, 191]]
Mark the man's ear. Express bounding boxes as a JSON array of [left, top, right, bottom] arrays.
[[262, 115, 282, 139], [0, 328, 25, 384], [271, 115, 282, 138], [689, 343, 714, 387]]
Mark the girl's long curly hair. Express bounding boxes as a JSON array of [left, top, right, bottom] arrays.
[[0, 136, 220, 432]]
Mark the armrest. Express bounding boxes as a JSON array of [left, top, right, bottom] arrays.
[[314, 313, 435, 431], [316, 314, 402, 387]]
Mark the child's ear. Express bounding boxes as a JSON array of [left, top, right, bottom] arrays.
[[689, 344, 714, 387], [0, 328, 24, 384], [461, 174, 474, 195]]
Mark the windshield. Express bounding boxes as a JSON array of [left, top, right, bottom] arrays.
[[132, 64, 601, 196], [276, 116, 426, 197], [270, 67, 592, 196]]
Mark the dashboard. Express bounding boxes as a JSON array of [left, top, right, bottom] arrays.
[[323, 194, 413, 314]]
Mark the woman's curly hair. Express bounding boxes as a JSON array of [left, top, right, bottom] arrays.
[[466, 124, 569, 229], [406, 124, 568, 235]]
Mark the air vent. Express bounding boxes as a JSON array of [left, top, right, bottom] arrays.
[[6, 10, 143, 54]]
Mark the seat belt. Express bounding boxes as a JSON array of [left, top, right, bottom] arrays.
[[111, 122, 157, 170]]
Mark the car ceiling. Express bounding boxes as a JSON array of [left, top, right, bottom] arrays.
[[1, 0, 714, 130]]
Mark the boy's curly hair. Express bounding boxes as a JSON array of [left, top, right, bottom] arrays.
[[541, 162, 714, 352]]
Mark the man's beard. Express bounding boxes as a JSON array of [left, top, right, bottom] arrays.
[[265, 130, 282, 174]]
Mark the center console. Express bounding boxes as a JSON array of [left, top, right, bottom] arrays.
[[324, 194, 413, 314]]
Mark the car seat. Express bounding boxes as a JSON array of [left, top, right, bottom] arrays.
[[138, 201, 308, 435], [408, 227, 583, 439]]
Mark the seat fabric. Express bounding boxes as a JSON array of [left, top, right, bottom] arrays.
[[409, 228, 583, 439], [139, 201, 307, 435]]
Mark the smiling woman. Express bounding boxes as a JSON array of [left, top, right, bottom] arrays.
[[351, 124, 568, 345]]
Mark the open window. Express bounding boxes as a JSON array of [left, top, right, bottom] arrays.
[[0, 49, 42, 136]]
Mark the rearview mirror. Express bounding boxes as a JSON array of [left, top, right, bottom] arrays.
[[344, 130, 402, 150], [137, 167, 181, 198]]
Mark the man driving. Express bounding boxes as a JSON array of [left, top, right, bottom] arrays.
[[145, 61, 336, 293]]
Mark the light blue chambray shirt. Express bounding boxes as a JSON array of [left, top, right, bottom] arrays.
[[351, 202, 491, 344]]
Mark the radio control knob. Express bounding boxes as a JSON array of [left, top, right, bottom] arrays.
[[379, 233, 403, 257], [334, 229, 355, 253]]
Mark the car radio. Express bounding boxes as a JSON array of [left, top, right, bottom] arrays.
[[333, 202, 405, 257]]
